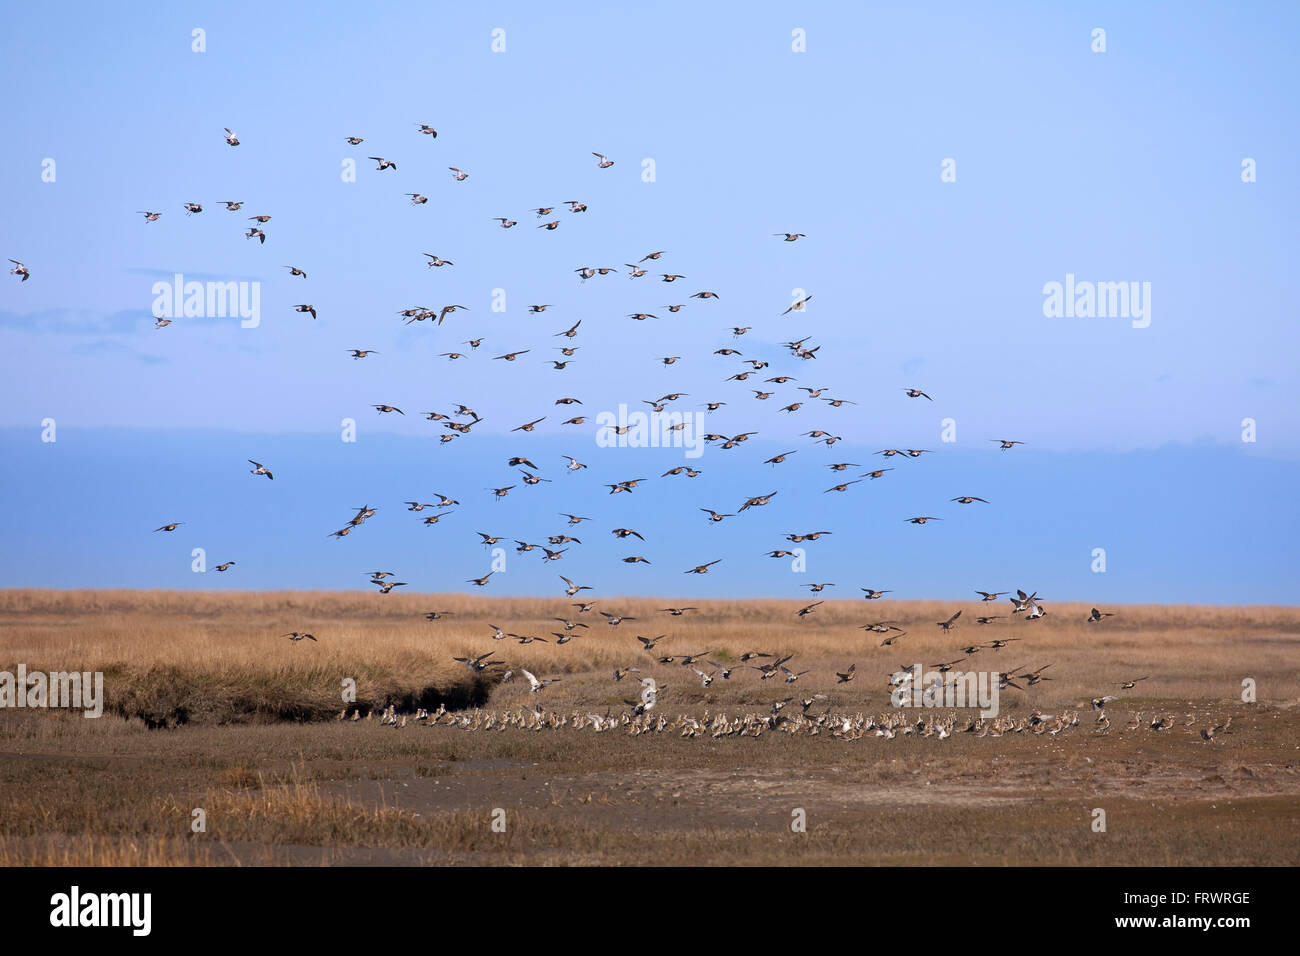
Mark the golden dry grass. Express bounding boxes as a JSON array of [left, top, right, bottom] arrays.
[[2, 589, 1297, 722]]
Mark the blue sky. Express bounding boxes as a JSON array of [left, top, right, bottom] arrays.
[[2, 1, 1297, 602]]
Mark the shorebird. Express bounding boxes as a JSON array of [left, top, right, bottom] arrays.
[[1088, 607, 1115, 623], [592, 152, 614, 168], [437, 304, 469, 325], [902, 388, 932, 400], [1024, 664, 1053, 686], [247, 460, 273, 480], [345, 136, 364, 145], [738, 492, 777, 512], [284, 632, 317, 642], [975, 591, 1007, 601], [293, 304, 317, 319], [1117, 677, 1150, 690], [774, 233, 805, 241], [860, 589, 891, 600], [1009, 590, 1039, 613], [467, 572, 495, 587], [220, 201, 243, 210], [284, 266, 307, 278], [861, 468, 893, 480], [423, 253, 452, 267], [375, 581, 407, 594], [369, 156, 397, 170], [992, 439, 1025, 449], [213, 561, 236, 572], [153, 523, 184, 532], [138, 211, 161, 222], [600, 612, 636, 626], [493, 217, 517, 228], [684, 560, 722, 575], [836, 664, 857, 684], [522, 670, 560, 693], [373, 404, 403, 415], [183, 202, 202, 216], [453, 652, 501, 673], [223, 128, 240, 146], [448, 167, 469, 181], [952, 496, 989, 504], [417, 124, 438, 137], [936, 610, 962, 633], [559, 575, 592, 596], [905, 516, 941, 524], [245, 228, 265, 243], [1200, 718, 1232, 741], [662, 607, 698, 616], [780, 294, 812, 315]]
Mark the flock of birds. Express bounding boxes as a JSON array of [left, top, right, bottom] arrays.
[[12, 120, 1211, 743], [355, 700, 1235, 744]]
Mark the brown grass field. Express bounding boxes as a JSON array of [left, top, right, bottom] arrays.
[[1, 588, 1297, 866]]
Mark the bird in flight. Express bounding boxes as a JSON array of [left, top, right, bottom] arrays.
[[247, 460, 273, 480]]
